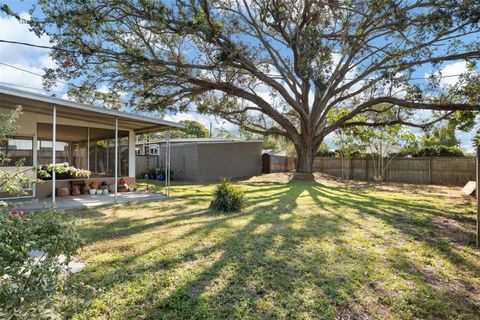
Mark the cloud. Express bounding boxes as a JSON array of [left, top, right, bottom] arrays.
[[0, 12, 65, 93], [425, 61, 468, 88]]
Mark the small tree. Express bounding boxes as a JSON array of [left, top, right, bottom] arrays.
[[333, 127, 367, 179], [364, 125, 415, 182]]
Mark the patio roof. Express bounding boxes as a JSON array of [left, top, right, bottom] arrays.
[[0, 85, 183, 133]]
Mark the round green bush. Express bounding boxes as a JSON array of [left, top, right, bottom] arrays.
[[210, 178, 247, 212]]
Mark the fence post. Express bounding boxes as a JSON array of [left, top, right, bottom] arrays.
[[428, 157, 432, 184], [384, 157, 388, 182], [349, 158, 353, 180], [365, 158, 368, 181]]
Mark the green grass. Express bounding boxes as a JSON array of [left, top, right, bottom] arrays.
[[63, 177, 480, 319]]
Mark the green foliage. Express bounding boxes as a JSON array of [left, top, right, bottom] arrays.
[[170, 120, 209, 139], [210, 178, 247, 212], [316, 142, 336, 157], [398, 145, 465, 157], [0, 106, 20, 140], [421, 124, 460, 148], [0, 209, 83, 319], [141, 167, 173, 180], [473, 129, 480, 147], [397, 124, 467, 157]]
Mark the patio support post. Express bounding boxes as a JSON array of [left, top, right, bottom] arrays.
[[164, 130, 170, 197], [114, 117, 118, 204], [52, 104, 56, 205], [87, 126, 90, 171]]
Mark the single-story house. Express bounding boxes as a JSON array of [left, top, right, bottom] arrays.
[[136, 138, 262, 181], [0, 85, 182, 202]]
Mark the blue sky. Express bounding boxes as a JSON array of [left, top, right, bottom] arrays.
[[0, 0, 477, 151]]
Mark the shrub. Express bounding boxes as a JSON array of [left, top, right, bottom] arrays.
[[210, 178, 247, 212], [0, 209, 83, 319], [141, 167, 174, 180]]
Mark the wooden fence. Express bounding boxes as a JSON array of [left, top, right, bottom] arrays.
[[262, 154, 296, 173], [262, 154, 476, 186]]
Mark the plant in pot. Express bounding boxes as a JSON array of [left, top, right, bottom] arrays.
[[89, 181, 98, 195], [101, 181, 109, 195]]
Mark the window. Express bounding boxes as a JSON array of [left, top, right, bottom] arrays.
[[0, 136, 33, 166]]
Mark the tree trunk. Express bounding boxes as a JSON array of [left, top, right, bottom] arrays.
[[295, 142, 315, 174]]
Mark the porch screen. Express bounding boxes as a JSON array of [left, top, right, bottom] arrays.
[[0, 136, 34, 166]]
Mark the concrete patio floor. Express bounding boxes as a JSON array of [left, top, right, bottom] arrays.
[[14, 191, 167, 211]]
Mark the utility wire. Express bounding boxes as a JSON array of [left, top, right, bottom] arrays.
[[0, 39, 471, 81], [0, 61, 71, 85], [0, 81, 68, 95]]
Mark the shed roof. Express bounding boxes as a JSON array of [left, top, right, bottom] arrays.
[[0, 85, 183, 133]]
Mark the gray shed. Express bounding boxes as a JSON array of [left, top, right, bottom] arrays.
[[137, 139, 262, 182]]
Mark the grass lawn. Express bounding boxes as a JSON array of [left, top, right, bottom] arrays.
[[63, 174, 479, 319]]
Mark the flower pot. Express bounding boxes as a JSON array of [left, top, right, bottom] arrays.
[[103, 189, 109, 195], [89, 189, 97, 195]]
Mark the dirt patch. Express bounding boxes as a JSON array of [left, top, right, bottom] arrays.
[[246, 172, 473, 200]]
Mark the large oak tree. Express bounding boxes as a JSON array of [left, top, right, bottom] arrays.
[[6, 0, 480, 173]]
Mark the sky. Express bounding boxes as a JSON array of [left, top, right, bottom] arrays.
[[0, 0, 477, 152]]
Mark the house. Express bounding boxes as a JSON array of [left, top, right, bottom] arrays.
[[0, 85, 182, 202], [136, 138, 262, 181]]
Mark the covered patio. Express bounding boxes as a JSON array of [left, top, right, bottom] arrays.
[[0, 85, 181, 205]]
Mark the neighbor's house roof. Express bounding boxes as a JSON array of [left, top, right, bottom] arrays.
[[0, 85, 183, 134]]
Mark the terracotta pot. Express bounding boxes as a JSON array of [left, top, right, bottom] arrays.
[[119, 178, 126, 185], [90, 181, 99, 189], [57, 187, 70, 197]]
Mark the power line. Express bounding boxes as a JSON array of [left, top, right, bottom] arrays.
[[0, 39, 471, 81], [0, 61, 72, 86], [0, 61, 44, 77], [0, 81, 68, 95]]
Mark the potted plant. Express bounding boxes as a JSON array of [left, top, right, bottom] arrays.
[[100, 181, 109, 195], [89, 181, 98, 195]]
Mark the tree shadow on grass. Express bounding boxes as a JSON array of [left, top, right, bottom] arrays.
[[65, 181, 480, 319]]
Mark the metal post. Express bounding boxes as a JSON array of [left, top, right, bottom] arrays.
[[146, 135, 150, 192], [167, 130, 171, 196], [165, 131, 168, 196], [87, 127, 90, 171], [52, 104, 56, 205], [476, 146, 479, 248], [114, 117, 118, 204]]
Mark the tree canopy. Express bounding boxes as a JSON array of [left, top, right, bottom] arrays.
[[5, 0, 480, 173], [170, 120, 210, 138]]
